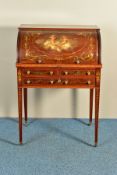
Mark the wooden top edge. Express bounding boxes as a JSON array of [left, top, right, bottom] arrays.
[[19, 24, 100, 30], [16, 63, 102, 68]]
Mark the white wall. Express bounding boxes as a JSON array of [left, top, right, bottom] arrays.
[[0, 0, 117, 118]]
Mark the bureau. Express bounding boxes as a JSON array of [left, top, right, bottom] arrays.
[[16, 25, 102, 146]]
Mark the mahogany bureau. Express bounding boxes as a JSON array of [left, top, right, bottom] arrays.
[[16, 25, 102, 146]]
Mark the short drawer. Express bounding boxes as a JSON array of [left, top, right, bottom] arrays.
[[22, 69, 57, 77], [60, 78, 95, 86], [61, 69, 95, 76], [23, 78, 62, 86], [23, 78, 54, 86]]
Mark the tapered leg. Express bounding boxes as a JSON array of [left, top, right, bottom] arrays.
[[24, 88, 28, 122], [18, 88, 22, 144], [89, 89, 93, 125], [95, 87, 100, 147]]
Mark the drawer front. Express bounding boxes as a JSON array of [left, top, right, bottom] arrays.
[[22, 68, 57, 77], [23, 78, 55, 86], [22, 77, 95, 87], [61, 69, 95, 76], [18, 29, 98, 64]]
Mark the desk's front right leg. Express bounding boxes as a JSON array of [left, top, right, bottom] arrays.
[[18, 88, 22, 144], [89, 89, 94, 125], [95, 87, 100, 147], [95, 69, 101, 147]]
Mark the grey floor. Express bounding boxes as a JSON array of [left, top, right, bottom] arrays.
[[0, 118, 117, 175]]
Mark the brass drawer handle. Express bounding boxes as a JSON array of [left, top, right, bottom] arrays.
[[87, 71, 91, 75], [27, 80, 31, 84], [58, 79, 62, 83], [76, 59, 80, 64], [27, 70, 31, 75], [64, 71, 68, 75], [38, 59, 42, 64], [65, 80, 68, 85], [87, 80, 91, 85], [50, 71, 54, 75], [50, 80, 54, 84]]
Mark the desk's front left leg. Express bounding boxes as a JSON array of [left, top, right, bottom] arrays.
[[18, 88, 22, 144], [24, 88, 28, 122]]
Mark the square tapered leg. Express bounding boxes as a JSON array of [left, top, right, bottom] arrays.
[[18, 88, 22, 144], [24, 88, 28, 122], [95, 87, 100, 146], [89, 89, 94, 125]]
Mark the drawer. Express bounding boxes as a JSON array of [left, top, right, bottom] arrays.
[[22, 77, 95, 87], [22, 68, 57, 77], [61, 78, 95, 86], [61, 69, 95, 76], [23, 78, 55, 86]]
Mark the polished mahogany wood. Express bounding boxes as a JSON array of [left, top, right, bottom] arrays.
[[16, 64, 102, 68], [89, 89, 93, 125], [16, 25, 102, 146], [17, 28, 99, 64], [95, 87, 100, 146], [18, 88, 22, 144], [24, 88, 27, 122]]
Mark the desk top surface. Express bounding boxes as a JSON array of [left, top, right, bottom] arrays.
[[19, 24, 99, 30]]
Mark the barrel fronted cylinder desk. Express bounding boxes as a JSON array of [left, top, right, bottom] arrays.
[[16, 25, 102, 146]]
